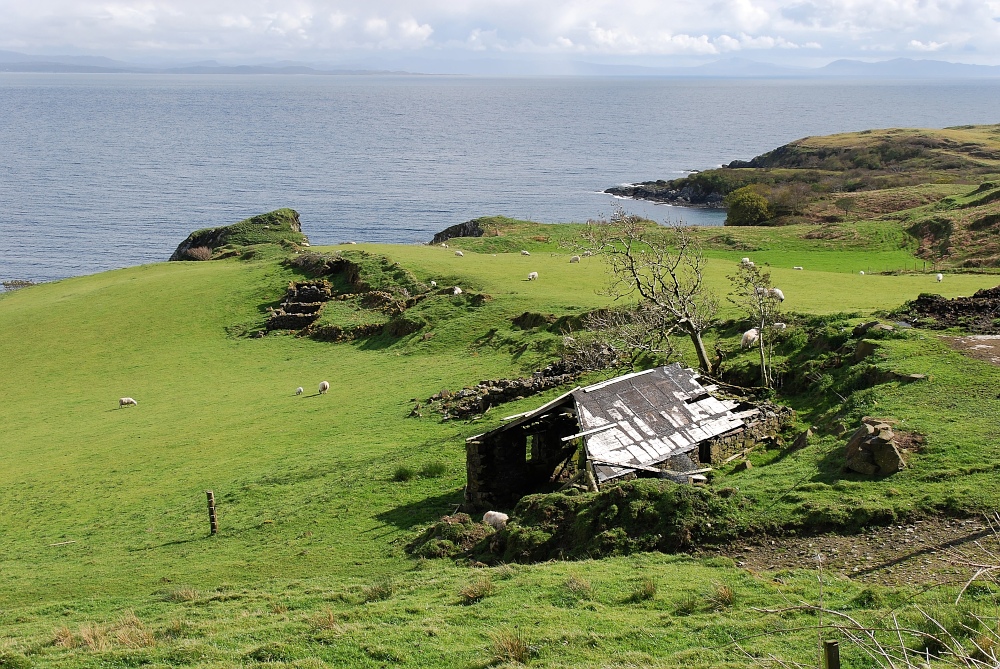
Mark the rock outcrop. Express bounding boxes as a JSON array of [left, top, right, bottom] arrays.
[[845, 417, 905, 475], [430, 219, 485, 245], [170, 209, 305, 261], [604, 181, 725, 208], [901, 286, 1000, 333], [265, 280, 332, 331]]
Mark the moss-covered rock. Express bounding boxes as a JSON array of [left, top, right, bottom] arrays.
[[169, 208, 305, 261]]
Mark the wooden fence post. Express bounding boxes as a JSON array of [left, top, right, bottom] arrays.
[[206, 490, 218, 535], [823, 640, 840, 669]]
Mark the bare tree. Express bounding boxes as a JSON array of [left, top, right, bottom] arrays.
[[583, 207, 718, 374], [729, 261, 782, 387], [582, 303, 677, 371]]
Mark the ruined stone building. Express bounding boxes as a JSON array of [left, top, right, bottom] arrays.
[[465, 363, 789, 510]]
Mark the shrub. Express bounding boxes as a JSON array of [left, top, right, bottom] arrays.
[[184, 246, 213, 261], [724, 185, 772, 226], [459, 574, 495, 605], [392, 466, 416, 482]]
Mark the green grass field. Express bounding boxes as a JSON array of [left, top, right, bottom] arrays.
[[3, 215, 1000, 667]]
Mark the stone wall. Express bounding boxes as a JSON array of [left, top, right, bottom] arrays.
[[700, 402, 795, 464]]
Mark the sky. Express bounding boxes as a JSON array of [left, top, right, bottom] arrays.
[[3, 0, 1000, 68]]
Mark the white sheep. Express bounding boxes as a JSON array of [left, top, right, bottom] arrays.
[[755, 286, 768, 297], [740, 257, 755, 267], [769, 288, 785, 302], [859, 271, 865, 276], [936, 273, 943, 282], [520, 250, 530, 256], [483, 511, 509, 530], [582, 250, 593, 257], [318, 381, 330, 395], [741, 328, 760, 349], [793, 266, 804, 270], [455, 250, 464, 257], [527, 271, 538, 280], [772, 322, 787, 331], [452, 286, 463, 295], [295, 387, 303, 396], [569, 255, 581, 263], [440, 243, 449, 248], [118, 397, 137, 408], [430, 280, 437, 288]]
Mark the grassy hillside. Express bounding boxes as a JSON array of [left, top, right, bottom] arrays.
[[3, 219, 1000, 667]]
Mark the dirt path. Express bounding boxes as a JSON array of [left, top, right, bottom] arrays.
[[944, 335, 1000, 366], [698, 517, 997, 588]]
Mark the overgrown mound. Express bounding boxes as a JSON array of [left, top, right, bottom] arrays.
[[169, 209, 306, 260], [899, 286, 1000, 333], [484, 480, 748, 563], [406, 513, 495, 559]]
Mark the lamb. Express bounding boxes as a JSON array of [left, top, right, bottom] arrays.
[[740, 257, 755, 267], [793, 266, 804, 270], [295, 387, 303, 395], [569, 255, 581, 263], [483, 511, 509, 530], [454, 250, 464, 257], [118, 397, 137, 408], [936, 273, 944, 282], [452, 286, 463, 295], [769, 288, 785, 302], [741, 328, 760, 349], [527, 271, 538, 280], [430, 280, 437, 288], [520, 250, 530, 256], [318, 381, 330, 395]]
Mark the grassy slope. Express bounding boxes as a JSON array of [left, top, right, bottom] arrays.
[[3, 234, 1000, 667]]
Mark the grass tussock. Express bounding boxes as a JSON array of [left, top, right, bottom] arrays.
[[627, 578, 657, 603], [708, 582, 736, 610], [392, 465, 416, 482], [77, 623, 110, 652], [362, 578, 394, 602], [113, 611, 155, 649], [565, 574, 592, 599], [309, 609, 347, 634], [52, 626, 77, 649], [162, 587, 200, 603], [459, 574, 495, 605], [489, 627, 535, 665], [419, 461, 447, 478]]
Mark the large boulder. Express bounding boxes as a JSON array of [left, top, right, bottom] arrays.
[[844, 417, 905, 475]]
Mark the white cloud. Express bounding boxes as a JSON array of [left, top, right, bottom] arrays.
[[0, 0, 997, 64]]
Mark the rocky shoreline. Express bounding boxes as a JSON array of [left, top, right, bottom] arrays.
[[605, 180, 726, 208]]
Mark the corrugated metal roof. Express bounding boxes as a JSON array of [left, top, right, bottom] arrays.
[[574, 363, 743, 482]]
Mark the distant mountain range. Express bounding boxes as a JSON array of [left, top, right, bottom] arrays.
[[1, 50, 999, 78]]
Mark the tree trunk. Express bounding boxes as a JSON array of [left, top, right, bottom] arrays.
[[757, 318, 770, 387], [688, 329, 713, 375]]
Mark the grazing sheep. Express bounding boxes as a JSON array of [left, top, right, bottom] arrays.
[[936, 273, 944, 282], [118, 397, 137, 408], [527, 271, 538, 280], [793, 266, 804, 270], [569, 255, 581, 263], [483, 511, 509, 530], [583, 250, 593, 257], [769, 288, 785, 302], [430, 280, 437, 288], [295, 387, 303, 396], [772, 322, 787, 331], [455, 250, 464, 257], [755, 286, 768, 297], [741, 328, 760, 349], [859, 271, 865, 275], [341, 241, 357, 245], [452, 286, 463, 295], [740, 257, 755, 267], [318, 381, 330, 395], [521, 250, 531, 256], [440, 243, 449, 248]]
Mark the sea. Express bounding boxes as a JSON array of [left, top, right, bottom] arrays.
[[2, 73, 1000, 283]]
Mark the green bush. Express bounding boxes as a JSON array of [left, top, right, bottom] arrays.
[[724, 186, 772, 226]]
